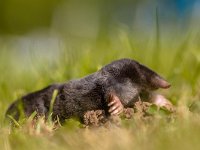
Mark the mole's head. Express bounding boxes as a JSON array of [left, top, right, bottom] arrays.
[[137, 63, 171, 91], [103, 58, 171, 91]]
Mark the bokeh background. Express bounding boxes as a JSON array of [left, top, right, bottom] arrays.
[[1, 0, 200, 96], [1, 0, 200, 150]]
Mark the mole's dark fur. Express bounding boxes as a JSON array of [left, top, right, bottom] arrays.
[[6, 58, 170, 123]]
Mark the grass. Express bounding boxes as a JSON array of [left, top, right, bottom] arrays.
[[1, 26, 200, 150]]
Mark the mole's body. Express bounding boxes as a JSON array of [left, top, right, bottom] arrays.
[[6, 58, 170, 123]]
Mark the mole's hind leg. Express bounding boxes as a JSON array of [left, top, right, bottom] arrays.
[[107, 94, 124, 116]]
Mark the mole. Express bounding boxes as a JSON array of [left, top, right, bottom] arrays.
[[6, 58, 171, 124]]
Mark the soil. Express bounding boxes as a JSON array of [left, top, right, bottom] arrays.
[[83, 110, 107, 127], [83, 100, 175, 127]]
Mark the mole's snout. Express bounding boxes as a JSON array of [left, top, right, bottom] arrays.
[[152, 76, 171, 89], [160, 79, 171, 89]]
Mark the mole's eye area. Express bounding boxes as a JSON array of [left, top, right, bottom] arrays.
[[151, 76, 171, 89]]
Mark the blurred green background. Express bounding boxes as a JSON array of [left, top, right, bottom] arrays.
[[1, 0, 200, 150], [0, 0, 200, 93]]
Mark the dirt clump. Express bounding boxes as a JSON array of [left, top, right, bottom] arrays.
[[83, 100, 175, 127], [83, 110, 107, 127], [83, 101, 152, 127]]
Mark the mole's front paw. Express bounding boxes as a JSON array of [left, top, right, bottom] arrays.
[[150, 94, 175, 112], [108, 94, 124, 116]]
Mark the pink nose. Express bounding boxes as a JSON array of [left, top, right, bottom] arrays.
[[160, 80, 171, 89], [153, 76, 171, 89]]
